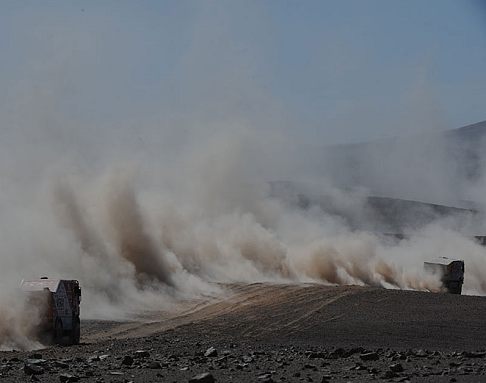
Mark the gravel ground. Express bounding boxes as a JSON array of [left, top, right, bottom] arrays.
[[2, 284, 486, 382]]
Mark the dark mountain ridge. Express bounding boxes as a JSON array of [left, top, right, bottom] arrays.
[[316, 120, 486, 207]]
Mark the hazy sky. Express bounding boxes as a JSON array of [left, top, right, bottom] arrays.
[[0, 0, 485, 145]]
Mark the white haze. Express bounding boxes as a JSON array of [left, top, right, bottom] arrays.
[[1, 2, 486, 350]]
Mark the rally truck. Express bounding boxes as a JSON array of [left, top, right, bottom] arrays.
[[20, 278, 81, 345], [424, 257, 465, 295]]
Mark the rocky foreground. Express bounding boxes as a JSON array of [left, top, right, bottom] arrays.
[[2, 283, 486, 382], [3, 336, 486, 382]]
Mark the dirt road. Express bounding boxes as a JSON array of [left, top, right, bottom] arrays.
[[83, 283, 486, 350]]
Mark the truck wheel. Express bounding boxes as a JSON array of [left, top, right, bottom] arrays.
[[453, 283, 463, 295], [70, 317, 80, 345], [54, 319, 63, 344], [447, 282, 462, 295]]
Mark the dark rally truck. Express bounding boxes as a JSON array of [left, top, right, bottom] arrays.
[[424, 257, 465, 294]]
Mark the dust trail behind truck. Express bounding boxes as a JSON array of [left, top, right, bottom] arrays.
[[20, 278, 81, 345]]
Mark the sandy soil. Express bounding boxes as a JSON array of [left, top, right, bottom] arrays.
[[2, 283, 486, 382]]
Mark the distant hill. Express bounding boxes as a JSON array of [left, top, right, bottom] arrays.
[[270, 121, 486, 233], [269, 181, 478, 233], [314, 120, 486, 207]]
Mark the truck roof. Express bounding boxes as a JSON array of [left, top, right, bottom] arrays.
[[20, 279, 61, 293], [424, 257, 464, 266]]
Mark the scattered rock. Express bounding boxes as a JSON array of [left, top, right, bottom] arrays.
[[134, 350, 150, 358], [24, 363, 44, 376], [54, 360, 70, 369], [307, 352, 326, 359], [121, 355, 134, 366], [368, 367, 379, 374], [414, 349, 428, 357], [329, 348, 346, 359], [204, 347, 218, 357], [189, 372, 215, 383], [464, 351, 486, 358], [390, 363, 404, 373], [26, 359, 47, 366], [360, 352, 379, 361], [148, 361, 162, 369], [88, 356, 100, 363], [383, 370, 397, 379], [59, 373, 80, 382]]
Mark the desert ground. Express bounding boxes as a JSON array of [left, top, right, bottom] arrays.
[[2, 283, 486, 382]]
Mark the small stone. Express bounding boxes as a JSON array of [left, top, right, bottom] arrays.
[[189, 372, 215, 383], [390, 363, 404, 373], [329, 348, 346, 358], [360, 352, 379, 361], [88, 356, 100, 363], [54, 361, 70, 369], [383, 370, 397, 379], [308, 352, 326, 359], [204, 347, 218, 357], [24, 364, 44, 375], [59, 373, 80, 382], [148, 361, 162, 369], [121, 355, 134, 366], [26, 359, 47, 366], [414, 349, 428, 357], [134, 350, 150, 358]]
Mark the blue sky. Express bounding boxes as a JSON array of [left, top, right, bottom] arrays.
[[0, 0, 485, 145]]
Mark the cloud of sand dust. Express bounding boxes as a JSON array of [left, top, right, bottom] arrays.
[[1, 2, 486, 351]]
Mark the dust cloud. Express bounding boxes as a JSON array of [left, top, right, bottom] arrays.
[[4, 135, 486, 352], [1, 2, 486, 351], [2, 129, 486, 350]]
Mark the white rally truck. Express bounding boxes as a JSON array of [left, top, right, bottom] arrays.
[[21, 278, 81, 344]]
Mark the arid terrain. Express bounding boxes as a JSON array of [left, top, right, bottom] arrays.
[[2, 283, 486, 382]]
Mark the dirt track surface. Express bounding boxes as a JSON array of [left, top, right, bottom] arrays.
[[2, 283, 486, 382]]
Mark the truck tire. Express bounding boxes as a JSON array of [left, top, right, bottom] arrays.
[[70, 317, 80, 345], [446, 281, 462, 295]]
